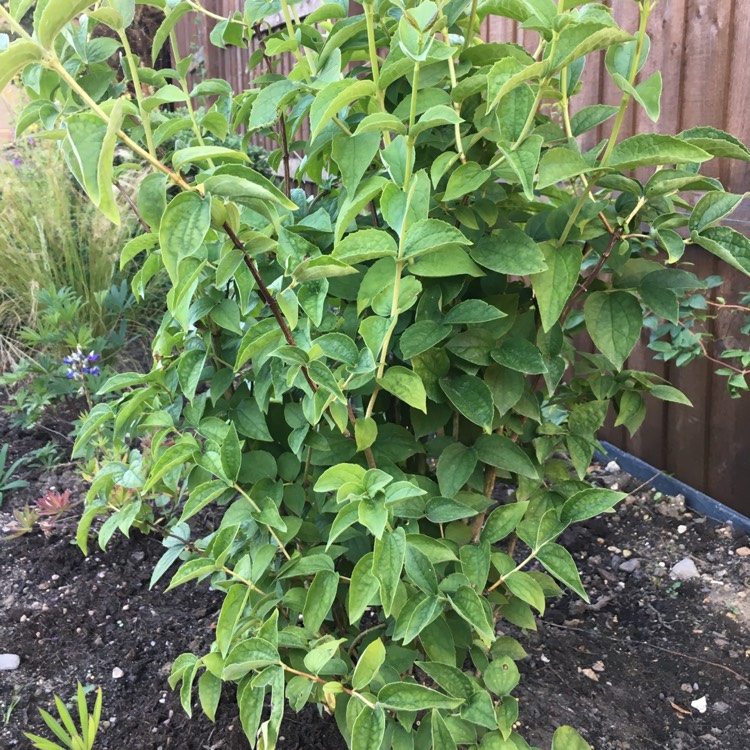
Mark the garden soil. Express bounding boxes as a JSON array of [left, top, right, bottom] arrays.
[[0, 405, 748, 750]]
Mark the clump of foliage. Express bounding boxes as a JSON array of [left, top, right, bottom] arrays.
[[23, 682, 102, 750], [2, 1, 749, 749], [0, 442, 28, 506], [0, 137, 140, 356], [0, 287, 123, 427]]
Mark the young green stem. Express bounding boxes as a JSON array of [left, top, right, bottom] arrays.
[[557, 3, 653, 247], [234, 484, 292, 560], [118, 29, 156, 158], [280, 664, 376, 709]]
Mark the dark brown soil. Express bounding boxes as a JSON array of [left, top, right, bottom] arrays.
[[1, 404, 748, 750]]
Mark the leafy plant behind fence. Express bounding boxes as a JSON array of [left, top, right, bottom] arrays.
[[1, 1, 749, 749]]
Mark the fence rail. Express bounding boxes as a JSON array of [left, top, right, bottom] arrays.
[[175, 1, 750, 517]]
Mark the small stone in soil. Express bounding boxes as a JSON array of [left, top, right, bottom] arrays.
[[0, 654, 20, 670], [691, 696, 708, 714], [670, 558, 700, 580], [736, 546, 750, 557], [619, 559, 641, 573], [605, 461, 620, 473], [112, 667, 124, 679], [713, 701, 730, 713]]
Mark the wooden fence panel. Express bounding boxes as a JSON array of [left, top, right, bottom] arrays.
[[174, 1, 750, 515]]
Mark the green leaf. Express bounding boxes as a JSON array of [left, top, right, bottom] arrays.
[[537, 147, 591, 190], [443, 162, 491, 202], [96, 97, 123, 224], [504, 571, 545, 614], [237, 679, 264, 746], [159, 192, 211, 285], [220, 424, 242, 482], [474, 435, 537, 479], [204, 167, 298, 210], [416, 661, 475, 700], [310, 79, 375, 140], [443, 300, 506, 325], [484, 656, 520, 696], [378, 366, 427, 413], [352, 638, 386, 690], [355, 417, 378, 452], [223, 637, 280, 681], [173, 146, 248, 172], [531, 244, 583, 332], [470, 228, 547, 275], [303, 570, 340, 632], [570, 105, 619, 137], [37, 0, 93, 48], [649, 385, 692, 406], [492, 337, 547, 375], [216, 583, 250, 658], [694, 226, 750, 276], [402, 219, 471, 258], [448, 585, 495, 646], [679, 127, 750, 161], [584, 291, 643, 369], [552, 24, 632, 69], [332, 229, 398, 264], [607, 134, 712, 170], [400, 321, 453, 359], [335, 176, 389, 242], [536, 543, 589, 602], [431, 708, 458, 750], [552, 726, 593, 750], [373, 527, 406, 617], [293, 256, 357, 283], [138, 172, 167, 231], [560, 488, 626, 526], [689, 192, 745, 234], [179, 480, 231, 523], [404, 545, 438, 595], [348, 553, 380, 624], [351, 706, 386, 750], [498, 135, 543, 200], [377, 682, 463, 711], [410, 104, 463, 140], [408, 248, 484, 278], [198, 671, 222, 722], [437, 443, 478, 498], [315, 463, 367, 493], [440, 374, 495, 433], [610, 71, 662, 122], [481, 502, 529, 544], [152, 2, 192, 60], [332, 131, 381, 195]]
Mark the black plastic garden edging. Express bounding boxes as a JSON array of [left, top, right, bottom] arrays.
[[596, 441, 750, 535]]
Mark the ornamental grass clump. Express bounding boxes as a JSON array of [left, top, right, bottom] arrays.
[[1, 1, 749, 748]]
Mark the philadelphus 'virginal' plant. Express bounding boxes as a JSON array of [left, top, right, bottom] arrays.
[[2, 0, 749, 748]]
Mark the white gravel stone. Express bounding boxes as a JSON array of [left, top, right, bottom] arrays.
[[0, 654, 20, 670], [112, 667, 124, 679], [670, 558, 700, 580]]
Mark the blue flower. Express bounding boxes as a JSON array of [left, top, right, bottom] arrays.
[[65, 370, 75, 379], [63, 356, 74, 365], [87, 351, 100, 362]]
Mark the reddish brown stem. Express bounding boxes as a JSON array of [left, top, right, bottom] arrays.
[[115, 180, 150, 232], [561, 231, 622, 323]]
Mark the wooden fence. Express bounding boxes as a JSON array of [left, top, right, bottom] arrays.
[[175, 1, 750, 517]]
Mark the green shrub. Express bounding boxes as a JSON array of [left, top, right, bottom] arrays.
[[2, 2, 749, 749]]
